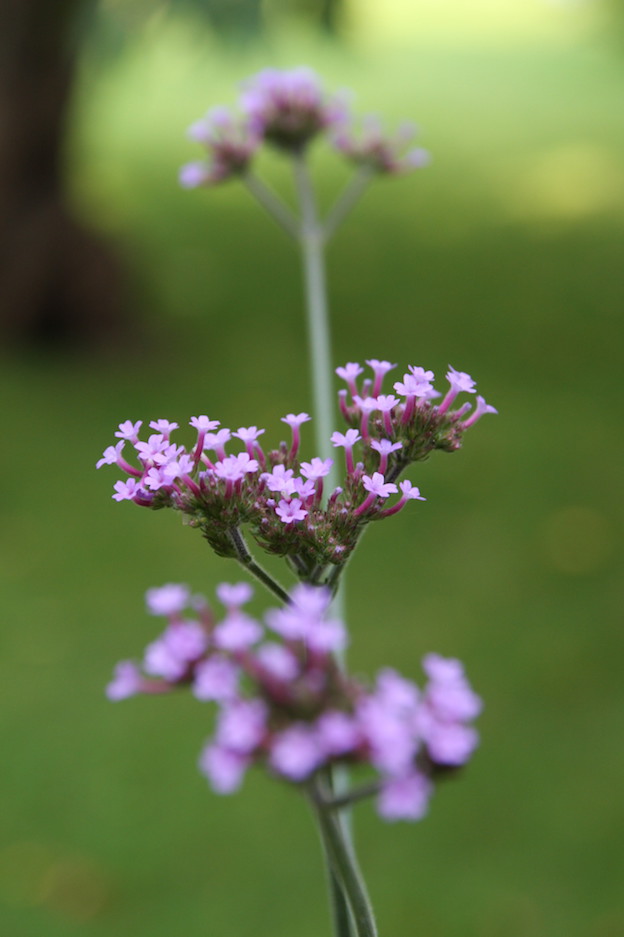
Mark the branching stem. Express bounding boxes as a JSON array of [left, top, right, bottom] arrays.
[[227, 527, 290, 604]]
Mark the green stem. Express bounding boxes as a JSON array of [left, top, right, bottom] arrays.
[[309, 778, 379, 937], [243, 173, 299, 239], [323, 167, 374, 242], [227, 527, 290, 604], [293, 152, 339, 498], [293, 152, 371, 937]]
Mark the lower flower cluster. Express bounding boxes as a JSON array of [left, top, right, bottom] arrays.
[[107, 582, 482, 822]]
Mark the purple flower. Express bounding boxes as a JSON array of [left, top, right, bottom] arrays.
[[418, 653, 482, 766], [353, 472, 398, 517], [233, 425, 265, 443], [333, 115, 430, 176], [255, 643, 300, 681], [106, 661, 142, 701], [281, 412, 311, 460], [377, 772, 432, 821], [216, 582, 254, 609], [290, 583, 331, 617], [275, 498, 308, 524], [357, 696, 417, 777], [293, 478, 316, 500], [424, 723, 480, 766], [149, 419, 179, 437], [114, 420, 142, 442], [112, 478, 144, 502], [370, 438, 402, 475], [216, 699, 267, 754], [336, 362, 364, 398], [300, 457, 333, 481], [143, 622, 207, 681], [461, 395, 498, 429], [363, 472, 397, 497], [281, 412, 311, 428], [265, 584, 334, 647], [199, 744, 250, 794], [193, 657, 240, 703], [331, 428, 361, 475], [179, 161, 213, 189], [379, 480, 426, 518], [316, 711, 360, 757], [145, 583, 190, 617], [269, 724, 323, 780], [394, 373, 437, 399], [437, 365, 477, 416], [214, 612, 263, 652], [261, 465, 296, 495], [96, 441, 124, 469], [214, 453, 258, 484], [190, 415, 220, 432], [181, 106, 259, 187], [366, 359, 397, 397], [331, 428, 361, 449], [376, 668, 420, 712], [240, 67, 347, 151]]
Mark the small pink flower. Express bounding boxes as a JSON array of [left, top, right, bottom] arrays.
[[377, 772, 432, 822], [269, 724, 323, 780], [216, 582, 254, 609], [114, 420, 142, 442], [281, 412, 311, 428], [145, 584, 190, 617], [438, 365, 477, 416], [106, 661, 142, 701], [362, 473, 397, 499], [190, 415, 220, 432], [275, 498, 308, 524], [461, 396, 498, 429], [300, 457, 333, 481]]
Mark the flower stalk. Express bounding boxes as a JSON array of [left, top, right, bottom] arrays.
[[309, 775, 378, 937], [100, 65, 494, 937]]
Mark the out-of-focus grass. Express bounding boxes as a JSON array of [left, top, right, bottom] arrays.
[[1, 10, 623, 937]]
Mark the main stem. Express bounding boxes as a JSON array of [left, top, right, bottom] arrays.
[[293, 152, 339, 498], [294, 151, 369, 937], [309, 778, 379, 937]]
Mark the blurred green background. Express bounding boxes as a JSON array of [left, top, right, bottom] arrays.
[[1, 0, 623, 935]]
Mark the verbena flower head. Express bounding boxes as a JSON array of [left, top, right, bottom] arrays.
[[180, 106, 260, 188], [106, 582, 482, 823], [239, 67, 347, 152], [97, 359, 494, 584], [333, 115, 430, 175]]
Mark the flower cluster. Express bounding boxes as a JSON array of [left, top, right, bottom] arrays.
[[96, 361, 496, 584], [107, 582, 482, 822], [179, 66, 430, 187], [180, 106, 260, 188], [332, 116, 430, 175]]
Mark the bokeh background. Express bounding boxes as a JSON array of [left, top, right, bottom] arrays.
[[1, 1, 623, 935]]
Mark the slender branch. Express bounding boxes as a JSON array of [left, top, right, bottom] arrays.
[[322, 167, 374, 242], [227, 527, 291, 604], [308, 777, 378, 937], [328, 866, 355, 937], [317, 779, 383, 812], [243, 173, 299, 239]]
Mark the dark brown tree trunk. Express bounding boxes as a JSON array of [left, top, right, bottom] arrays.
[[0, 0, 124, 347]]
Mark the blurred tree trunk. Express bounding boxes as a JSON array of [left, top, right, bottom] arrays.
[[0, 0, 123, 347]]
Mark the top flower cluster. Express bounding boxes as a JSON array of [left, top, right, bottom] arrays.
[[180, 66, 429, 188]]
